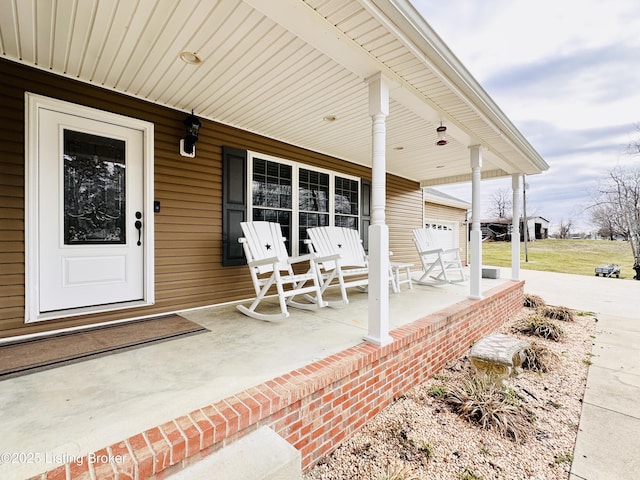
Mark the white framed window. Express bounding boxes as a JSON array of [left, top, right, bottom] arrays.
[[247, 151, 361, 255]]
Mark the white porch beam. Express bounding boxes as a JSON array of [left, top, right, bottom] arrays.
[[511, 174, 522, 281], [364, 73, 393, 347], [469, 145, 483, 299]]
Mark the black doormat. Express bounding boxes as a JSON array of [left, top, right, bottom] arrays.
[[0, 315, 208, 380]]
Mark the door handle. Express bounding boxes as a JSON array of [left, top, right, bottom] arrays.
[[135, 211, 142, 246]]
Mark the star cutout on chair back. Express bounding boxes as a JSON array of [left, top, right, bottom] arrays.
[[337, 243, 343, 248], [265, 243, 272, 250]]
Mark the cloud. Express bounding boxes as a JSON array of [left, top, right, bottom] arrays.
[[517, 120, 633, 158], [483, 44, 640, 105], [413, 0, 640, 232]]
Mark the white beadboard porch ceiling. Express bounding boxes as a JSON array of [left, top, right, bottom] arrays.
[[0, 0, 548, 186]]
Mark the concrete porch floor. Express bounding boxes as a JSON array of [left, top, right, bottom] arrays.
[[0, 270, 509, 480]]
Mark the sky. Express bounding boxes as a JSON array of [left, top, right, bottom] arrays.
[[412, 0, 640, 233]]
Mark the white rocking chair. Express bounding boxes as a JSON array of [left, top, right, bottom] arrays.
[[237, 221, 326, 321], [305, 226, 399, 306], [413, 227, 465, 284]]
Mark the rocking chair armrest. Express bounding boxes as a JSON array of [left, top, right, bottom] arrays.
[[302, 238, 316, 254], [287, 253, 317, 265], [247, 256, 281, 268], [441, 247, 461, 254], [312, 253, 342, 264], [417, 247, 444, 256]]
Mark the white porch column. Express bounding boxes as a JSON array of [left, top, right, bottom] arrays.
[[364, 73, 393, 346], [469, 145, 483, 299], [511, 174, 522, 281]]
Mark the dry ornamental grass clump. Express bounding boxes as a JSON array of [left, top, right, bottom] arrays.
[[445, 374, 533, 443], [522, 340, 559, 372], [516, 314, 565, 341], [539, 305, 576, 322], [523, 293, 546, 309]]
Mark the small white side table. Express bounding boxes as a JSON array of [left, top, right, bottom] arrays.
[[390, 262, 414, 292]]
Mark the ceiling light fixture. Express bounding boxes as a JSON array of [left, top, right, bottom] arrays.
[[435, 123, 448, 146], [179, 51, 202, 65]]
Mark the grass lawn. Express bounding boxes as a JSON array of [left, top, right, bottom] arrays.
[[481, 239, 636, 279]]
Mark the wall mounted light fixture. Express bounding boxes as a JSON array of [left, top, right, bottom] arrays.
[[179, 110, 201, 158], [435, 123, 448, 146]]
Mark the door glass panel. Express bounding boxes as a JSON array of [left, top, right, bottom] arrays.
[[63, 129, 126, 245]]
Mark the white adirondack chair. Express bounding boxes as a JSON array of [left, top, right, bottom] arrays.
[[236, 221, 327, 321], [413, 227, 465, 284], [305, 226, 369, 306]]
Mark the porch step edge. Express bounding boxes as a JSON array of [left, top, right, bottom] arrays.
[[167, 426, 301, 480]]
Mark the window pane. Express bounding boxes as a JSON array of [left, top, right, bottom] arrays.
[[299, 168, 329, 212], [253, 158, 266, 176], [335, 216, 357, 229], [253, 158, 292, 209], [335, 177, 359, 215]]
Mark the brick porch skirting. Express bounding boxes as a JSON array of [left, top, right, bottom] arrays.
[[32, 280, 524, 480]]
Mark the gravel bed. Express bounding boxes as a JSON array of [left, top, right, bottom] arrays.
[[304, 306, 596, 480]]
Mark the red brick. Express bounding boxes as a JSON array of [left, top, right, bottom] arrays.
[[145, 427, 172, 472], [108, 442, 135, 480], [225, 397, 251, 431], [88, 449, 115, 480], [202, 404, 229, 444], [246, 386, 273, 417], [215, 400, 240, 437], [44, 465, 66, 480], [190, 410, 215, 449], [256, 383, 285, 413], [264, 379, 292, 405], [127, 433, 155, 479], [236, 391, 262, 424], [159, 421, 187, 465], [68, 455, 89, 479], [174, 415, 200, 457]]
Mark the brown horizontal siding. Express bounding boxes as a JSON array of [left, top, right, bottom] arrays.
[[0, 70, 25, 333], [0, 58, 422, 338], [387, 174, 423, 266]]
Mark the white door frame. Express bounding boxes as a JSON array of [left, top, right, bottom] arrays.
[[25, 93, 155, 323]]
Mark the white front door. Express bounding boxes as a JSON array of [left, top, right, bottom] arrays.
[[26, 94, 154, 321]]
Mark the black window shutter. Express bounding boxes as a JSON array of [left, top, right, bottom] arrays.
[[222, 147, 247, 266], [360, 180, 371, 252]]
